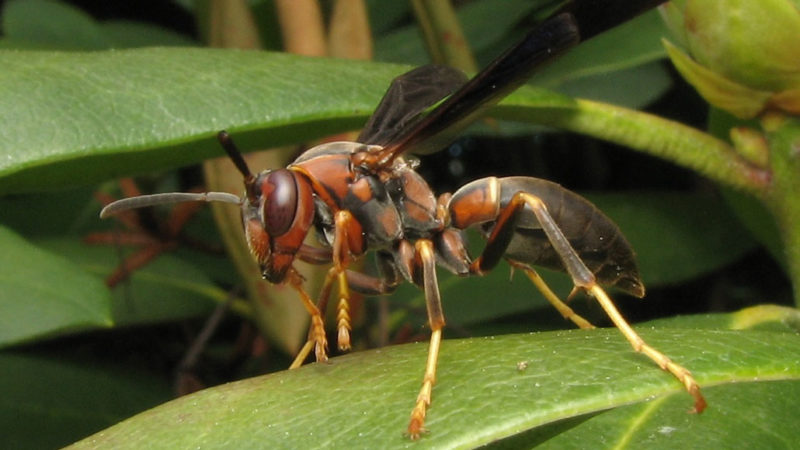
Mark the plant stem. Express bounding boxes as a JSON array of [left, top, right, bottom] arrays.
[[410, 0, 477, 72], [497, 96, 772, 195], [762, 114, 800, 304], [328, 0, 373, 60]]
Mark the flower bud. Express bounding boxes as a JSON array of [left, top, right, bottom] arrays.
[[660, 0, 800, 118]]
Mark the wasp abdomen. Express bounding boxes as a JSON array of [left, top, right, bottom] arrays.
[[448, 176, 644, 297]]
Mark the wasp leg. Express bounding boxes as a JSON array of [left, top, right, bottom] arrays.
[[323, 266, 354, 351], [589, 283, 707, 413], [336, 271, 352, 350], [330, 210, 368, 351], [289, 269, 336, 369], [290, 341, 315, 370], [301, 265, 352, 354], [289, 266, 400, 370], [293, 210, 363, 367], [407, 239, 445, 439], [296, 244, 333, 265], [286, 268, 329, 368], [473, 192, 706, 413], [506, 260, 595, 330]]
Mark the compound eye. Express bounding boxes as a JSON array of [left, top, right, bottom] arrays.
[[259, 169, 298, 236]]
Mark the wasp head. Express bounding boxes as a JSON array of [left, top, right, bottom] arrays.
[[241, 168, 315, 283]]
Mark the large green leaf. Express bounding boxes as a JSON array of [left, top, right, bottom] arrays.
[[0, 352, 172, 450], [0, 225, 111, 348], [37, 238, 233, 327], [0, 31, 667, 196], [530, 9, 668, 87], [0, 0, 195, 49], [69, 319, 800, 449], [0, 48, 403, 194], [594, 192, 755, 287]]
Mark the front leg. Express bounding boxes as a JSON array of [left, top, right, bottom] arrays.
[[329, 210, 366, 351], [285, 268, 329, 368], [291, 210, 365, 368]]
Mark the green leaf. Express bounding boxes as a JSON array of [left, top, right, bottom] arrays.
[[37, 238, 231, 327], [594, 192, 755, 287], [526, 9, 675, 109], [505, 381, 800, 448], [1, 0, 195, 50], [0, 45, 702, 197], [0, 225, 112, 348], [0, 8, 675, 196], [69, 322, 800, 448], [0, 48, 399, 195], [0, 352, 172, 450], [1, 0, 106, 50], [531, 9, 669, 88]]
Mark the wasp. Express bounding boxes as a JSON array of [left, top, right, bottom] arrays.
[[101, 8, 706, 438]]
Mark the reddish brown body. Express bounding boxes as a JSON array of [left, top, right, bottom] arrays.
[[100, 9, 706, 439], [242, 140, 642, 301], [232, 135, 652, 437], [286, 141, 461, 291]]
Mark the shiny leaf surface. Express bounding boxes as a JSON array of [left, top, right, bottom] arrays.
[[71, 323, 800, 449]]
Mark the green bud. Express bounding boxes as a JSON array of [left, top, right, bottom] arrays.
[[660, 0, 800, 118]]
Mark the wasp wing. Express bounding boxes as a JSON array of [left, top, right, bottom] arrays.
[[365, 13, 580, 166], [366, 0, 668, 166], [358, 65, 467, 146]]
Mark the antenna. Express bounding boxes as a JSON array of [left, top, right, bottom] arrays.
[[99, 192, 241, 219], [217, 130, 259, 203], [217, 131, 253, 181]]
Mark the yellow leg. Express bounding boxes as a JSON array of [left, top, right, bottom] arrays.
[[289, 340, 314, 369], [508, 260, 595, 330], [407, 328, 442, 439], [510, 192, 705, 412], [331, 210, 357, 352], [290, 267, 337, 369], [286, 268, 328, 364], [588, 284, 707, 413], [406, 239, 445, 439], [336, 270, 352, 351], [289, 238, 355, 365]]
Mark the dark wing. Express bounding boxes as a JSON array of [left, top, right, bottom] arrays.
[[360, 1, 665, 167], [358, 65, 467, 146], [365, 13, 581, 167]]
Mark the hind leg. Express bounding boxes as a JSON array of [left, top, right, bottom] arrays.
[[467, 190, 706, 413], [506, 259, 595, 330]]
